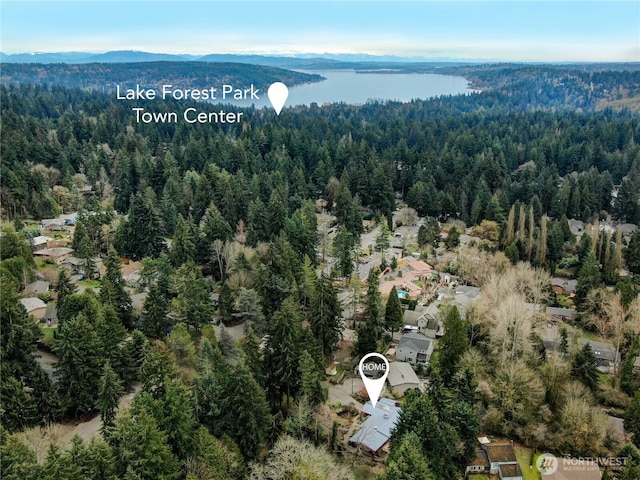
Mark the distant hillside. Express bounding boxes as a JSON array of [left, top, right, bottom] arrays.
[[0, 61, 324, 93]]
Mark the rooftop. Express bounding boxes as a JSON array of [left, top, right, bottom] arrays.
[[483, 442, 518, 464], [387, 362, 420, 388], [398, 332, 432, 352], [20, 297, 47, 313], [349, 398, 401, 453]]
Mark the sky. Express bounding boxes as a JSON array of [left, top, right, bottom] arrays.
[[1, 1, 639, 62]]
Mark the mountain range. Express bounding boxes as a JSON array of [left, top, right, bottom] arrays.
[[0, 50, 485, 66]]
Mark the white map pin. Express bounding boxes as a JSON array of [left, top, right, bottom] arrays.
[[267, 82, 288, 115], [358, 353, 389, 408]]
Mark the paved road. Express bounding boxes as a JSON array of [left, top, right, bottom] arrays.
[[327, 376, 364, 410]]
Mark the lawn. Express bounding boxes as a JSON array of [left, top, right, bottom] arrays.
[[78, 279, 101, 288], [38, 323, 57, 346], [515, 446, 541, 480]]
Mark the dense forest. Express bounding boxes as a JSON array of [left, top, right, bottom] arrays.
[[0, 62, 323, 93], [2, 63, 640, 479]]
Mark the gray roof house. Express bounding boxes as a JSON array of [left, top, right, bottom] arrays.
[[23, 280, 50, 297], [387, 362, 421, 394], [349, 398, 401, 455], [546, 306, 577, 322], [396, 332, 434, 365], [583, 339, 620, 373]]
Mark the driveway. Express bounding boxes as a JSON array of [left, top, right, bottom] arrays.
[[328, 376, 364, 410]]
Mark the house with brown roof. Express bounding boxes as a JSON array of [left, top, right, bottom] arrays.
[[482, 441, 523, 480], [33, 247, 74, 264], [551, 278, 578, 297], [20, 297, 47, 320]]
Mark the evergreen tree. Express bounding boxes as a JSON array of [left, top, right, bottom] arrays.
[[439, 306, 468, 381], [0, 432, 42, 479], [217, 281, 234, 324], [115, 193, 164, 261], [54, 269, 76, 310], [310, 273, 343, 356], [298, 350, 325, 405], [375, 216, 391, 252], [264, 297, 301, 407], [333, 226, 357, 278], [107, 405, 180, 480], [97, 360, 124, 431], [242, 327, 264, 386], [100, 248, 133, 328], [626, 390, 640, 448], [626, 230, 640, 275], [169, 215, 197, 267], [384, 286, 404, 332], [356, 270, 384, 355], [445, 226, 461, 250], [572, 343, 600, 391], [142, 281, 170, 339], [53, 314, 103, 415], [171, 261, 214, 329], [383, 432, 435, 480], [576, 251, 601, 304]]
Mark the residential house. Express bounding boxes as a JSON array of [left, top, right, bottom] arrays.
[[482, 441, 523, 480], [29, 235, 52, 251], [584, 339, 620, 373], [387, 362, 421, 394], [551, 278, 578, 297], [396, 332, 434, 365], [348, 398, 401, 455], [20, 297, 47, 320], [546, 306, 577, 322], [23, 280, 50, 297], [41, 213, 78, 232], [62, 256, 103, 278], [33, 247, 74, 264], [43, 303, 58, 324]]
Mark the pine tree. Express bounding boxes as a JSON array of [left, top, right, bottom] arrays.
[[169, 215, 197, 267], [375, 216, 391, 252], [383, 432, 435, 480], [101, 249, 133, 328], [217, 281, 234, 324], [384, 286, 404, 332], [264, 297, 301, 407], [171, 261, 214, 329], [242, 327, 264, 386], [445, 226, 461, 250], [356, 270, 384, 355], [576, 251, 601, 304], [142, 281, 170, 339], [54, 268, 76, 310], [572, 343, 600, 391], [97, 360, 124, 431], [298, 350, 325, 405], [333, 226, 357, 278], [310, 273, 343, 356], [439, 306, 468, 381], [115, 193, 164, 261], [107, 405, 181, 480], [53, 314, 103, 415]]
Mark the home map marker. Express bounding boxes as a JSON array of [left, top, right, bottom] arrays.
[[359, 353, 389, 408]]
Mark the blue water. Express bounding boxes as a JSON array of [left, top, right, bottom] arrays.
[[225, 69, 473, 109]]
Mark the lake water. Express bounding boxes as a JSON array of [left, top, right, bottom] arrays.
[[225, 69, 473, 109]]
